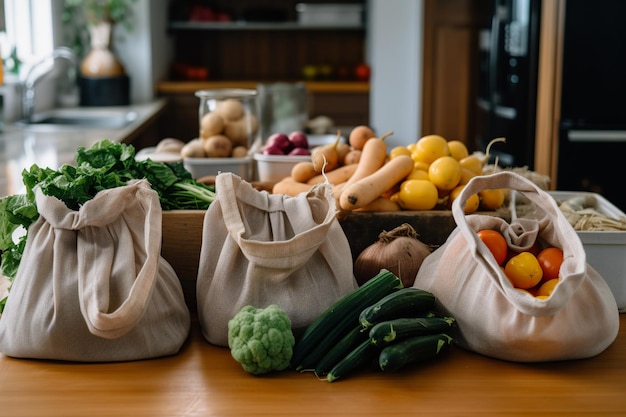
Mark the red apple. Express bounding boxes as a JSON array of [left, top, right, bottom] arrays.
[[354, 63, 371, 81], [288, 131, 309, 149]]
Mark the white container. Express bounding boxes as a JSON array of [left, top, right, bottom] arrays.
[[183, 157, 252, 180], [549, 191, 626, 312], [254, 153, 311, 183], [296, 3, 364, 27]]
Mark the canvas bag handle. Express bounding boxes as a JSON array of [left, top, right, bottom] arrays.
[[451, 171, 587, 315], [34, 180, 161, 339], [216, 173, 337, 270]]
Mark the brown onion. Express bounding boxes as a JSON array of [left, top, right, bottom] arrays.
[[354, 223, 431, 287]]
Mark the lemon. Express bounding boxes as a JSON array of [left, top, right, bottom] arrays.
[[459, 155, 484, 175], [397, 179, 439, 210], [389, 146, 411, 159], [447, 140, 469, 161], [448, 184, 479, 214], [428, 156, 462, 191], [413, 135, 449, 164]]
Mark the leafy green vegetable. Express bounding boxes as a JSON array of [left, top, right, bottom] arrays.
[[0, 139, 217, 312]]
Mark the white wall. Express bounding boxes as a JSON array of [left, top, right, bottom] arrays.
[[367, 0, 423, 148], [116, 0, 172, 103]]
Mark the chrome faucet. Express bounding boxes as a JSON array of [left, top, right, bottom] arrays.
[[22, 47, 78, 123]]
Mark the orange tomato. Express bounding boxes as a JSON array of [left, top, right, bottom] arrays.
[[536, 247, 564, 280], [477, 229, 508, 266], [536, 278, 560, 298], [504, 252, 543, 289]]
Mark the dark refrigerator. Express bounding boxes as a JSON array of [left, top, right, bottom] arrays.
[[474, 0, 542, 169], [556, 0, 626, 212]]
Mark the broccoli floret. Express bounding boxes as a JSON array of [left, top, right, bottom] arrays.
[[228, 304, 296, 375]]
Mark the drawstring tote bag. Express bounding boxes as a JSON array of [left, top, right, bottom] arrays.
[[0, 179, 190, 362], [413, 171, 619, 362], [197, 172, 357, 347]]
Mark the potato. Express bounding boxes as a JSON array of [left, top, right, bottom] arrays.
[[155, 137, 185, 154], [180, 138, 206, 158], [215, 99, 244, 121], [231, 145, 248, 158], [224, 113, 259, 148], [200, 112, 225, 139], [203, 135, 233, 158]]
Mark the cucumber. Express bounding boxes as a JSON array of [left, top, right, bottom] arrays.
[[378, 333, 454, 372], [369, 316, 456, 346], [358, 287, 436, 328], [290, 269, 403, 371], [326, 339, 380, 383], [314, 324, 369, 376]]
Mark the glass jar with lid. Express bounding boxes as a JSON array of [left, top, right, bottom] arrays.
[[195, 89, 261, 156]]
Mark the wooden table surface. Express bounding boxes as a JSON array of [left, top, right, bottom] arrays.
[[0, 315, 624, 417]]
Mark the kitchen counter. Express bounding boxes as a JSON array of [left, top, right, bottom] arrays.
[[0, 100, 167, 197], [0, 314, 624, 417]]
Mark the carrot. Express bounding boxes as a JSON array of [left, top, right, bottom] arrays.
[[307, 163, 358, 185], [340, 131, 392, 191], [354, 197, 401, 212], [339, 154, 414, 211], [291, 161, 318, 183], [272, 177, 314, 196]]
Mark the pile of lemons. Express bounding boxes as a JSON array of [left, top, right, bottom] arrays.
[[388, 135, 505, 212]]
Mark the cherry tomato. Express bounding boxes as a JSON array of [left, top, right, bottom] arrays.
[[504, 252, 543, 289], [477, 229, 508, 266], [536, 247, 564, 280]]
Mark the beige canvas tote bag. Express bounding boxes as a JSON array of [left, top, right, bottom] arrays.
[[0, 180, 190, 361], [196, 172, 357, 347], [414, 171, 619, 362]]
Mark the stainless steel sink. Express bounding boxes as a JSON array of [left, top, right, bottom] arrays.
[[16, 108, 139, 130]]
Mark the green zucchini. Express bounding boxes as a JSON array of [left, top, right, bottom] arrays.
[[326, 339, 379, 383], [378, 333, 454, 372], [291, 269, 403, 371], [358, 287, 436, 328], [369, 316, 455, 346], [314, 324, 369, 376]]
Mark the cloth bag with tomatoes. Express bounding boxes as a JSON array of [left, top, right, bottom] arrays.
[[413, 171, 619, 362]]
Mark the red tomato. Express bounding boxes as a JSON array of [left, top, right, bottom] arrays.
[[536, 247, 564, 280], [476, 229, 508, 265]]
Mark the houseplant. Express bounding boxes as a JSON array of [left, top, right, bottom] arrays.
[[61, 0, 137, 60], [61, 0, 137, 105]]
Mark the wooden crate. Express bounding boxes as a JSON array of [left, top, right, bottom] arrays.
[[161, 209, 509, 311]]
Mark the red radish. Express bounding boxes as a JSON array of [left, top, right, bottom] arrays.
[[266, 133, 292, 153], [288, 131, 309, 149], [288, 147, 311, 156], [262, 145, 285, 155]]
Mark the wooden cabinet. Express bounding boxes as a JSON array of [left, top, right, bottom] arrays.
[[421, 0, 491, 146], [155, 0, 369, 143]]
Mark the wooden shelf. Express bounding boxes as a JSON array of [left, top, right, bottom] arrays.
[[168, 21, 365, 31], [156, 81, 370, 95]]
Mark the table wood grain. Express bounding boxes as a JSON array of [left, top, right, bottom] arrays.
[[0, 315, 624, 417]]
